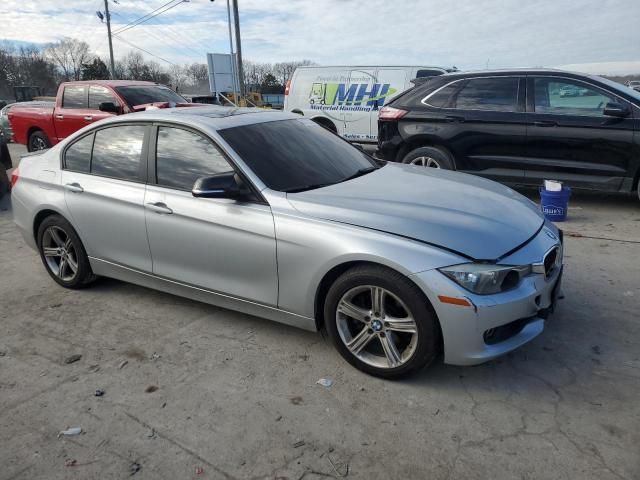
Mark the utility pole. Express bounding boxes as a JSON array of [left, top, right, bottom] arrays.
[[231, 0, 245, 98], [104, 0, 116, 79]]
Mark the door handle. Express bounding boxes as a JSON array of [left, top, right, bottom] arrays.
[[55, 114, 64, 120], [533, 120, 557, 127], [64, 182, 84, 193], [444, 115, 465, 123], [84, 115, 93, 121], [145, 202, 173, 214]]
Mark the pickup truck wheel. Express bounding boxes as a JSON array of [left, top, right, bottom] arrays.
[[28, 131, 50, 152]]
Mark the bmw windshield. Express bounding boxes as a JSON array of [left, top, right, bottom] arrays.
[[218, 118, 379, 192]]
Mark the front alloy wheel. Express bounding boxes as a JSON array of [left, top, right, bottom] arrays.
[[336, 285, 418, 369], [325, 265, 440, 378]]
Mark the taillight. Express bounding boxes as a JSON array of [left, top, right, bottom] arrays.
[[10, 167, 19, 187], [284, 79, 291, 96], [379, 106, 408, 121]]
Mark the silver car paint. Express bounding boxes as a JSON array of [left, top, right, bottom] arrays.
[[12, 107, 562, 365], [287, 163, 544, 260]]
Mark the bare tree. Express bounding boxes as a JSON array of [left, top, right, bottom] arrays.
[[273, 60, 314, 87], [186, 63, 208, 87], [45, 38, 90, 81], [170, 64, 188, 92]]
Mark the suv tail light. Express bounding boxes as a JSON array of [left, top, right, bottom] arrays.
[[379, 106, 408, 121], [284, 79, 291, 96], [10, 167, 19, 187]]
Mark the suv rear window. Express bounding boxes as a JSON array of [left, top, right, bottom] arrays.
[[448, 77, 519, 112]]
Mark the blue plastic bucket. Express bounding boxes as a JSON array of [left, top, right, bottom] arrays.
[[539, 186, 571, 222]]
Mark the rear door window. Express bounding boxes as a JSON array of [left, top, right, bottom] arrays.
[[91, 125, 146, 181], [155, 126, 233, 191], [533, 78, 616, 116], [62, 86, 87, 109], [89, 86, 118, 110], [423, 82, 462, 108], [449, 77, 519, 112], [64, 133, 94, 172]]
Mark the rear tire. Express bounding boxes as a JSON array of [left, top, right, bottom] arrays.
[[28, 130, 50, 152], [401, 146, 454, 170], [324, 264, 440, 378], [37, 215, 96, 289]]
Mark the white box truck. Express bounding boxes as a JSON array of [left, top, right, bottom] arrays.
[[284, 65, 447, 143]]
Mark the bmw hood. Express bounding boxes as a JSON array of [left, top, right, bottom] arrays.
[[287, 163, 544, 260]]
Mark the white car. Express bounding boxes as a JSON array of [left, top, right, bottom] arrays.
[[284, 65, 448, 144]]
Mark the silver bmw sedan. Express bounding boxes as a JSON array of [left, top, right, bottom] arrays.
[[11, 107, 563, 378]]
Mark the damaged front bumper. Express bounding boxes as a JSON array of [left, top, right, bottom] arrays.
[[411, 223, 563, 366]]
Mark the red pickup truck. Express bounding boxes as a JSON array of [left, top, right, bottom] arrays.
[[9, 80, 198, 151]]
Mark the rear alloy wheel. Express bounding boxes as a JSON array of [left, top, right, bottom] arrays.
[[402, 146, 454, 170], [325, 265, 440, 378], [28, 131, 50, 152], [37, 215, 95, 288]]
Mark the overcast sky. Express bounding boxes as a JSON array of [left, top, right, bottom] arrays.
[[1, 0, 639, 74]]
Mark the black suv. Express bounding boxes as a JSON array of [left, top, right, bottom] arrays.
[[377, 69, 640, 199]]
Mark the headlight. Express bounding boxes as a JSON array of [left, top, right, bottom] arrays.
[[439, 263, 531, 295]]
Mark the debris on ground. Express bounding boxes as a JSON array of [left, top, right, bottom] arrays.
[[145, 385, 158, 393], [95, 389, 105, 397], [58, 427, 82, 437], [0, 350, 6, 357], [316, 378, 334, 388], [118, 360, 128, 369], [292, 440, 305, 448], [195, 466, 204, 475], [150, 352, 161, 361], [49, 303, 62, 309], [88, 364, 101, 373], [65, 458, 77, 467], [275, 415, 283, 422], [290, 396, 303, 405], [130, 462, 142, 475], [146, 428, 156, 439], [591, 345, 602, 355], [327, 452, 349, 477], [64, 354, 82, 364]]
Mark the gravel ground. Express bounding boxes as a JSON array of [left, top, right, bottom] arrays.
[[1, 143, 639, 479]]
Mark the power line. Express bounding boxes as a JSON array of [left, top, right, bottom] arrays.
[[112, 0, 187, 37], [113, 35, 176, 65], [111, 0, 176, 34]]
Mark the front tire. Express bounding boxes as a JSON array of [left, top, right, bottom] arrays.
[[28, 130, 50, 152], [37, 215, 95, 288], [324, 265, 440, 378], [401, 146, 454, 170]]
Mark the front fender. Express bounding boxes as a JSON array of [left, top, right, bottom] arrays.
[[273, 210, 465, 319]]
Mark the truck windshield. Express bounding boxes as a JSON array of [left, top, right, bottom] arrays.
[[218, 118, 378, 192], [115, 86, 186, 107]]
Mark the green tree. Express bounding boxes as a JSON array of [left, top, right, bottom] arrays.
[[260, 73, 283, 94], [81, 57, 110, 80]]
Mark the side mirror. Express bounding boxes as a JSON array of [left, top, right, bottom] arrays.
[[192, 172, 249, 199], [603, 102, 630, 118], [99, 101, 120, 113]]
